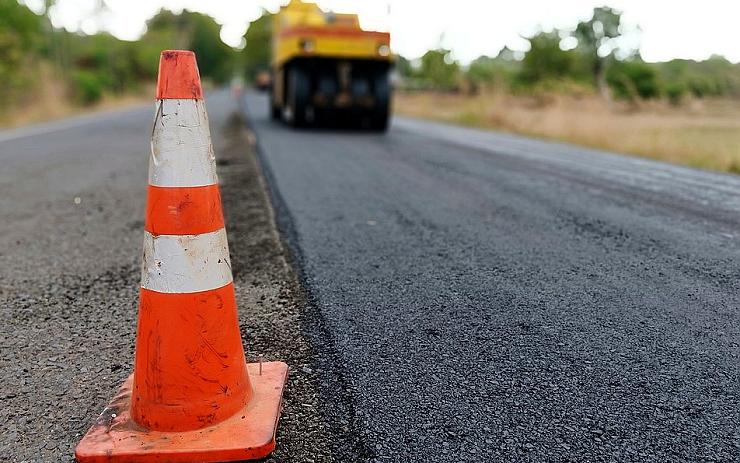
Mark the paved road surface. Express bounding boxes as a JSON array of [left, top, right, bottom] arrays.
[[244, 92, 739, 462]]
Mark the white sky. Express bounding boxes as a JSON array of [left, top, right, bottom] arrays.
[[22, 0, 740, 64]]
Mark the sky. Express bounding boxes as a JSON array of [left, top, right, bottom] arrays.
[[22, 0, 740, 64]]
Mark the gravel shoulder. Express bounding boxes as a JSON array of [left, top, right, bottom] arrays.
[[218, 112, 333, 462]]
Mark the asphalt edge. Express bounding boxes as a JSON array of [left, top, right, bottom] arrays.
[[238, 94, 377, 462]]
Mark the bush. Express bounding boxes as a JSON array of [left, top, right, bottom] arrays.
[[664, 82, 686, 105], [519, 31, 580, 84], [144, 10, 237, 85], [418, 48, 460, 91], [606, 59, 661, 100], [466, 53, 519, 91], [0, 0, 45, 110], [71, 70, 105, 105]]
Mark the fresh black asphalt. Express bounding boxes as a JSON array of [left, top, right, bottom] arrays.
[[244, 92, 740, 462]]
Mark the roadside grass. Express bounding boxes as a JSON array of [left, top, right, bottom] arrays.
[[394, 91, 740, 174], [0, 64, 152, 129]]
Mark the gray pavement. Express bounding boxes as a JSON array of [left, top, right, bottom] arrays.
[[0, 100, 151, 461], [244, 91, 740, 462]]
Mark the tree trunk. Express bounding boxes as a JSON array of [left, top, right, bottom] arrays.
[[594, 57, 611, 101]]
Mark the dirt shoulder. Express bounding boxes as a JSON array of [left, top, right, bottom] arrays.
[[394, 91, 740, 174]]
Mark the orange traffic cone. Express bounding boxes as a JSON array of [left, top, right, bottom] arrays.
[[75, 50, 288, 463]]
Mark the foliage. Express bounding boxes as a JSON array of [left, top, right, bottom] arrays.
[[467, 56, 497, 84], [144, 9, 236, 84], [606, 58, 660, 100], [573, 6, 622, 91], [71, 69, 105, 104], [2, 0, 740, 117], [467, 49, 519, 89], [417, 48, 459, 90], [67, 33, 142, 93], [1, 2, 240, 111], [657, 56, 740, 98], [394, 55, 414, 78], [0, 0, 44, 51], [242, 10, 272, 80], [0, 0, 45, 107], [519, 31, 581, 84], [455, 5, 740, 104]]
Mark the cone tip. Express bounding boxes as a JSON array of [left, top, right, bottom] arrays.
[[156, 50, 203, 100]]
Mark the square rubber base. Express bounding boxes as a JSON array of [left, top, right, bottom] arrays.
[[75, 361, 288, 463]]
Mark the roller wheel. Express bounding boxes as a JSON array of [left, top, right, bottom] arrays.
[[369, 71, 391, 131], [286, 64, 311, 127], [269, 89, 281, 120], [270, 102, 281, 120]]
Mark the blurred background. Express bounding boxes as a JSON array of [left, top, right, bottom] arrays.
[[1, 0, 739, 171]]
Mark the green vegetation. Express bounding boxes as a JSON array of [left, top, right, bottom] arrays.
[[144, 10, 237, 85], [1, 1, 739, 123], [465, 49, 518, 92], [0, 0, 243, 122], [573, 6, 622, 94], [518, 31, 584, 85], [606, 59, 660, 100], [0, 0, 45, 108], [242, 10, 273, 81], [397, 6, 740, 104], [418, 49, 460, 90]]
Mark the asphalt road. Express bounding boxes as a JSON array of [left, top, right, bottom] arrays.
[[0, 101, 152, 461], [244, 92, 739, 462]]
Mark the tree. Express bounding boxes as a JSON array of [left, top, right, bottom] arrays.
[[606, 58, 660, 100], [143, 9, 236, 84], [242, 10, 272, 81], [656, 55, 740, 99], [418, 48, 459, 90], [519, 30, 577, 84], [0, 0, 45, 108], [466, 48, 520, 90], [394, 55, 413, 79], [467, 55, 497, 87], [573, 6, 622, 96], [188, 12, 236, 83]]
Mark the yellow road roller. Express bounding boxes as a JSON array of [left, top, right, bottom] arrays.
[[270, 0, 393, 130]]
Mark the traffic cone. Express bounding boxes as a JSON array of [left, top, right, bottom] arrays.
[[75, 50, 288, 463]]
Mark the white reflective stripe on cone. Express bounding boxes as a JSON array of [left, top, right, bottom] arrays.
[[149, 99, 218, 188], [141, 228, 233, 294]]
